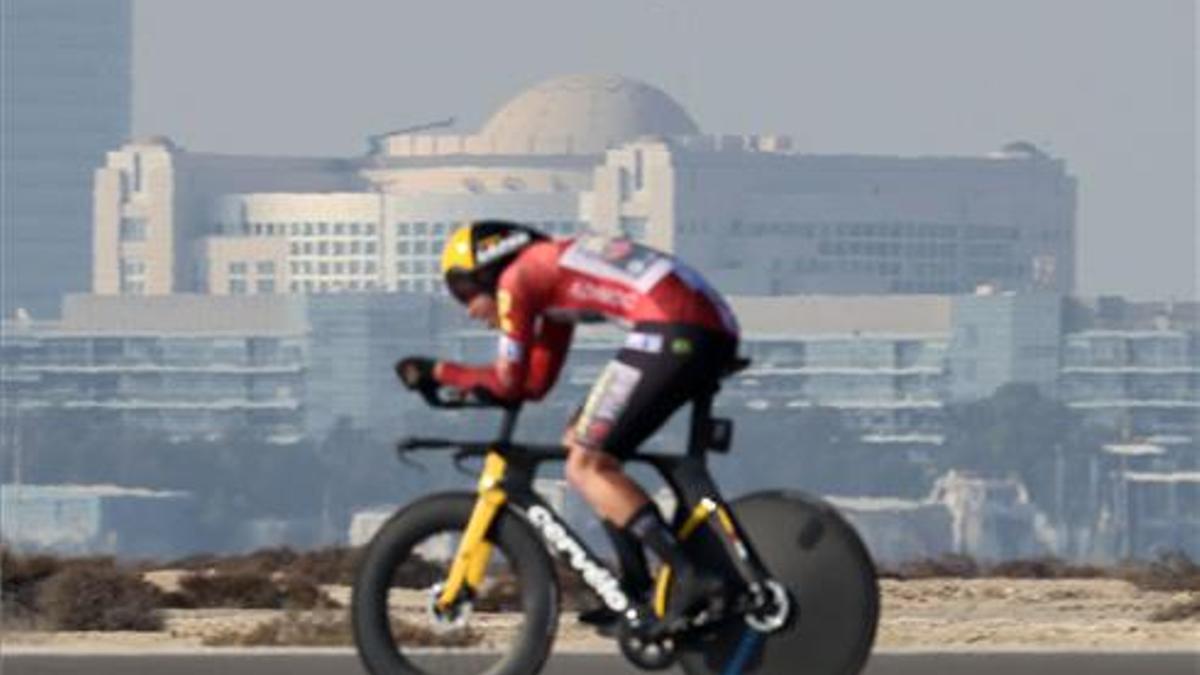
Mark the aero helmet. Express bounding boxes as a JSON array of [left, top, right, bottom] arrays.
[[441, 220, 546, 303]]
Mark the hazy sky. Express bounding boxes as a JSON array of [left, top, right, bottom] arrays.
[[134, 0, 1196, 300]]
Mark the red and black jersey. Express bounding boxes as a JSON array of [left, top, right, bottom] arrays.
[[438, 235, 739, 402]]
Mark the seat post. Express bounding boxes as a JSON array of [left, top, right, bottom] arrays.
[[687, 387, 717, 457]]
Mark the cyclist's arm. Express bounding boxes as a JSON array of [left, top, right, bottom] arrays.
[[522, 318, 573, 400], [437, 268, 552, 402]]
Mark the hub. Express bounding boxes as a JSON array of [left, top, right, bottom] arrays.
[[745, 579, 792, 633]]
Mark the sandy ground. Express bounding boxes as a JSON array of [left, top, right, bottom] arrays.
[[3, 577, 1196, 652]]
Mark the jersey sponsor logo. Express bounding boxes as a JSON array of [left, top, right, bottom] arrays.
[[497, 335, 524, 362], [526, 505, 630, 612], [624, 331, 663, 354], [576, 361, 641, 438], [476, 231, 532, 266], [566, 279, 636, 311], [560, 235, 675, 293]]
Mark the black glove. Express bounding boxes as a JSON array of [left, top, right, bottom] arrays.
[[395, 357, 438, 394]]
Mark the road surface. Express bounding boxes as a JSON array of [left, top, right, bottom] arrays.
[[3, 650, 1197, 674]]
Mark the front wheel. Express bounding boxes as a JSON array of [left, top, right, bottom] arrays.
[[352, 492, 559, 675], [678, 491, 880, 675]]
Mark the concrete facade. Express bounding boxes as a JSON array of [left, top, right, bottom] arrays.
[[88, 74, 1077, 303]]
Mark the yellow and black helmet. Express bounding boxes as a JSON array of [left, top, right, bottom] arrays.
[[441, 220, 547, 303]]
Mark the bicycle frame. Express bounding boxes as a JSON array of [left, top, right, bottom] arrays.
[[422, 378, 776, 620]]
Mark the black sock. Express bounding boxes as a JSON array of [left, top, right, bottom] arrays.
[[623, 502, 691, 571]]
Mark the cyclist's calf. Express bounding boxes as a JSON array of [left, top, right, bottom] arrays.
[[563, 440, 649, 527]]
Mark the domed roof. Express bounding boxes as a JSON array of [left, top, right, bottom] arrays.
[[479, 74, 699, 154]]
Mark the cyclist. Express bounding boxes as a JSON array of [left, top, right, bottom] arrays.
[[397, 220, 739, 626]]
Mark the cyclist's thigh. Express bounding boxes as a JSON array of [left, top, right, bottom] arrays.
[[572, 329, 724, 459]]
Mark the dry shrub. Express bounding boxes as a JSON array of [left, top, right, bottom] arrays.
[[279, 574, 340, 610], [169, 547, 363, 585], [174, 572, 282, 609], [893, 554, 980, 579], [36, 565, 162, 631], [554, 561, 596, 611], [474, 574, 521, 613], [285, 547, 362, 585], [202, 611, 481, 648], [390, 556, 445, 589], [168, 571, 337, 610], [2, 547, 65, 620], [1119, 552, 1200, 593], [169, 547, 299, 577], [1149, 595, 1200, 622], [989, 557, 1106, 579]]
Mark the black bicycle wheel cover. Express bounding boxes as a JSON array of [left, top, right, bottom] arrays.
[[351, 492, 559, 675], [678, 490, 880, 675]]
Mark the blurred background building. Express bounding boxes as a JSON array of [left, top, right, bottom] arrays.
[[85, 74, 1076, 307], [2, 69, 1193, 562], [1, 0, 132, 317]]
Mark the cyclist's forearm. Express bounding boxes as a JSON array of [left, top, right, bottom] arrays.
[[437, 360, 522, 401]]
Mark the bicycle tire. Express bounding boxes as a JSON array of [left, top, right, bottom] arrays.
[[352, 492, 559, 675], [677, 490, 880, 675]]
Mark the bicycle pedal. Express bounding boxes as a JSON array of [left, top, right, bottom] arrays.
[[578, 607, 621, 637]]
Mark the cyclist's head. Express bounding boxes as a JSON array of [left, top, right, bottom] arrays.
[[441, 220, 547, 304]]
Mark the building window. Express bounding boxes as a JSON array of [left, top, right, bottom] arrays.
[[333, 242, 345, 255], [256, 279, 276, 294], [318, 222, 329, 235], [334, 223, 346, 235], [396, 261, 409, 274], [414, 222, 428, 236], [350, 241, 361, 254], [318, 242, 329, 255], [119, 217, 147, 242], [334, 262, 345, 274], [290, 242, 301, 255], [365, 242, 377, 255], [366, 224, 376, 235], [364, 261, 376, 274], [229, 262, 247, 275], [256, 261, 275, 275], [120, 258, 146, 294], [229, 279, 247, 295], [303, 222, 314, 236], [349, 261, 360, 274], [396, 241, 410, 255], [396, 222, 410, 236]]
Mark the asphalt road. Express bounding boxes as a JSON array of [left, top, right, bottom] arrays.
[[3, 650, 1198, 675]]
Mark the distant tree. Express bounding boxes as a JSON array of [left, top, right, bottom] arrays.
[[941, 383, 1104, 527]]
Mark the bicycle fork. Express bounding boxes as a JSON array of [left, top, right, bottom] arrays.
[[434, 452, 507, 613]]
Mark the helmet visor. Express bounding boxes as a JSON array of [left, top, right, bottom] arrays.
[[446, 271, 485, 305]]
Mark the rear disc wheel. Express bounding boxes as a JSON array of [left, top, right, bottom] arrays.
[[677, 491, 879, 675]]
